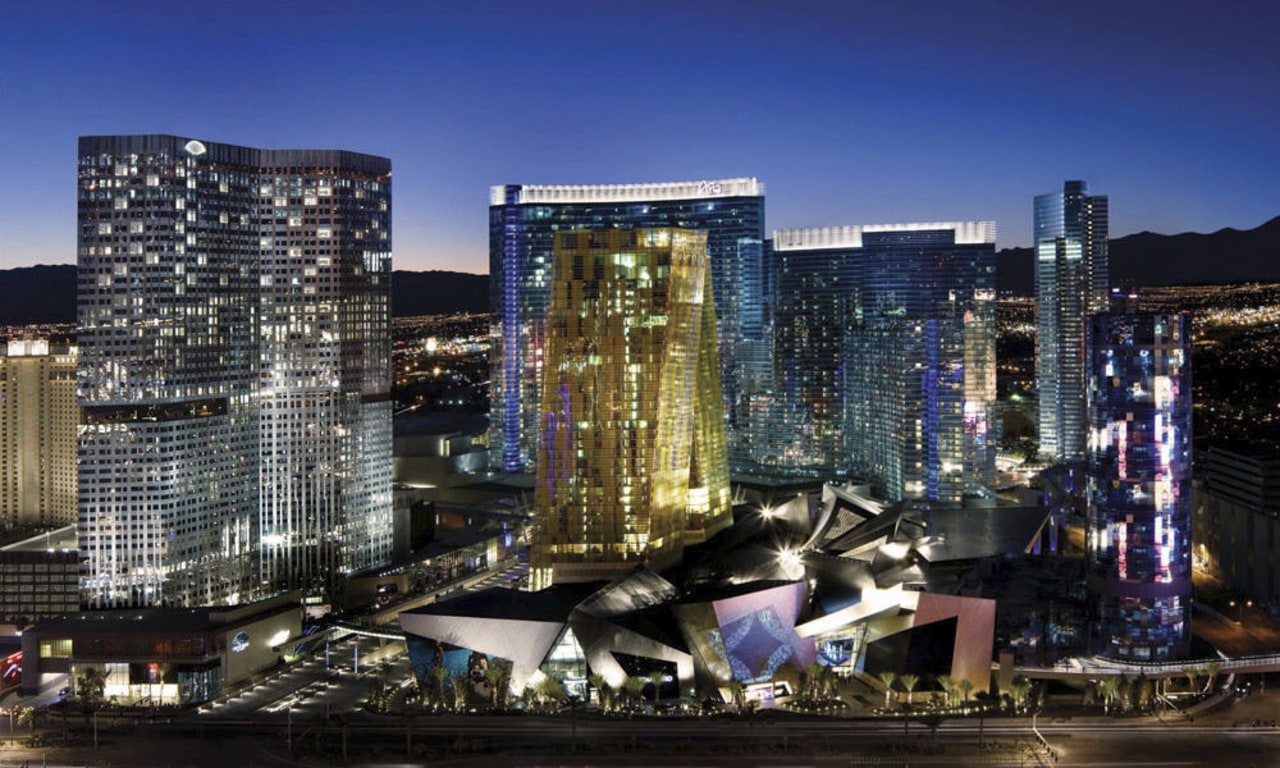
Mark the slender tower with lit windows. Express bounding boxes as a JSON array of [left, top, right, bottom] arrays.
[[1035, 180, 1109, 462], [1086, 311, 1192, 660], [531, 228, 731, 589], [77, 135, 392, 608]]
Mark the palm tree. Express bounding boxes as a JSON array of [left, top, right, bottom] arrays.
[[621, 675, 646, 708], [878, 671, 897, 709], [1203, 661, 1222, 695], [900, 673, 919, 706], [725, 679, 745, 712], [17, 706, 35, 736], [451, 675, 469, 711], [587, 673, 607, 707], [803, 662, 823, 701], [819, 666, 838, 699], [431, 666, 449, 709], [958, 677, 974, 704], [1182, 665, 1199, 695], [537, 675, 565, 711], [1097, 676, 1120, 714], [1008, 681, 1030, 713], [484, 664, 505, 709], [937, 674, 955, 707]]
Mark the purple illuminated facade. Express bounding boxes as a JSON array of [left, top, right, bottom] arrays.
[[1086, 312, 1192, 660]]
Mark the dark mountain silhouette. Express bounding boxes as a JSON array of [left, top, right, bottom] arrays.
[[0, 265, 78, 325], [0, 265, 489, 325], [391, 270, 488, 317], [997, 215, 1280, 295], [5, 216, 1280, 322]]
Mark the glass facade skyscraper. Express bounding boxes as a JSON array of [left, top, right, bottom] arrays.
[[532, 228, 731, 589], [1086, 312, 1191, 660], [77, 135, 392, 608], [489, 179, 765, 475], [771, 223, 997, 501], [1036, 180, 1109, 463]]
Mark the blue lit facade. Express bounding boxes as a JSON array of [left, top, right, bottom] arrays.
[[1086, 312, 1191, 660], [1036, 180, 1108, 463], [489, 180, 765, 474], [771, 223, 997, 501]]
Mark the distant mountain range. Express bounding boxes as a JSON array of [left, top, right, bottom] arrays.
[[997, 215, 1280, 295], [0, 267, 489, 325], [3, 217, 1279, 324]]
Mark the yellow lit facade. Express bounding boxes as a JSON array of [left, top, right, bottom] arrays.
[[532, 228, 731, 589]]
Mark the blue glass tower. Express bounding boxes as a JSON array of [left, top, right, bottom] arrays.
[[489, 179, 765, 474], [771, 223, 997, 500], [1036, 181, 1109, 463], [1086, 312, 1192, 660]]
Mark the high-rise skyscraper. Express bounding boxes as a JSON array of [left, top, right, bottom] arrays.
[[532, 228, 731, 589], [489, 179, 765, 475], [77, 135, 392, 608], [771, 223, 997, 501], [1086, 312, 1191, 660], [0, 340, 78, 528], [1036, 180, 1109, 463]]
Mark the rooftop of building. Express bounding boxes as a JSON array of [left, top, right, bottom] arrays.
[[26, 591, 300, 636], [491, 178, 763, 206], [773, 221, 997, 250]]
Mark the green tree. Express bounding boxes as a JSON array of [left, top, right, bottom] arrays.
[[77, 666, 106, 704], [1182, 666, 1199, 695], [803, 662, 823, 701], [537, 675, 565, 711], [1134, 674, 1155, 712], [1008, 681, 1030, 713], [1097, 676, 1120, 714], [725, 679, 745, 712], [937, 674, 955, 707], [588, 673, 607, 707], [432, 666, 449, 709], [900, 673, 920, 706], [1203, 661, 1222, 694], [878, 671, 897, 709], [621, 675, 646, 708], [485, 664, 505, 709], [958, 677, 974, 704]]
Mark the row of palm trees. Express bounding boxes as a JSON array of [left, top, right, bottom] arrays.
[[877, 671, 975, 709]]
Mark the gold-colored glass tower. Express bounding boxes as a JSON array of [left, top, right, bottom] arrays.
[[532, 228, 731, 589]]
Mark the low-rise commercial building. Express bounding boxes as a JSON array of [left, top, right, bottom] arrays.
[[21, 592, 301, 704]]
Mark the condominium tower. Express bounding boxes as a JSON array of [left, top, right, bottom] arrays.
[[532, 228, 732, 589], [1086, 312, 1192, 660], [0, 340, 78, 528], [771, 223, 997, 501], [1036, 180, 1109, 462], [490, 179, 765, 475], [77, 135, 392, 608]]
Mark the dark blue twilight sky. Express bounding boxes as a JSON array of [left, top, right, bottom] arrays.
[[1, 0, 1277, 273]]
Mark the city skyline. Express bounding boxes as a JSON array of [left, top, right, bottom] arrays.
[[3, 1, 1279, 273]]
